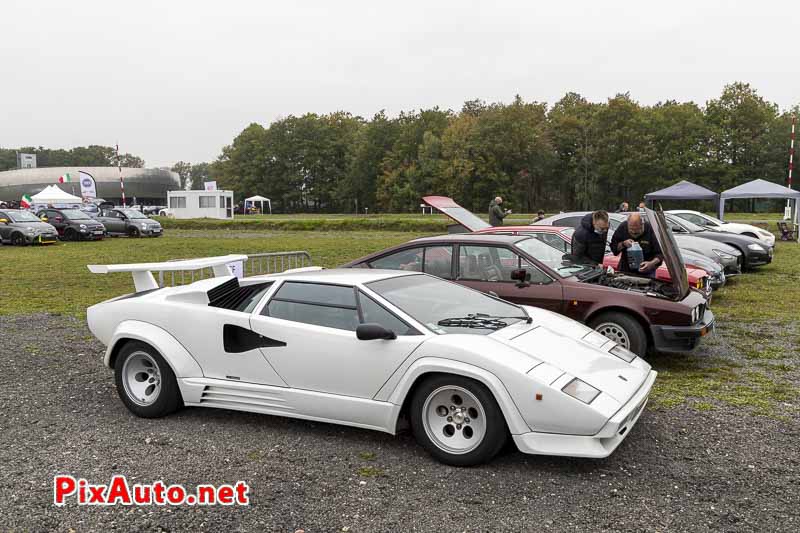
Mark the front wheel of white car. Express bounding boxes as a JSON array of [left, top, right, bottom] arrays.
[[409, 375, 507, 466], [115, 341, 182, 418]]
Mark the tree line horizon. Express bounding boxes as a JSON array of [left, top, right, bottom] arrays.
[[2, 82, 797, 213]]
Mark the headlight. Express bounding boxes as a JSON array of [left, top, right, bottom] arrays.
[[610, 344, 637, 363], [562, 378, 600, 404], [747, 243, 764, 251], [712, 249, 735, 260], [79, 224, 87, 229]]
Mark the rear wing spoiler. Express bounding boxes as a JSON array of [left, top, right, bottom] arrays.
[[87, 254, 249, 292]]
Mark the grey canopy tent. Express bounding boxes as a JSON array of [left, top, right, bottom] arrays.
[[718, 179, 799, 241], [644, 180, 719, 205]]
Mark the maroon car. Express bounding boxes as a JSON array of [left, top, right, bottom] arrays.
[[343, 210, 714, 356]]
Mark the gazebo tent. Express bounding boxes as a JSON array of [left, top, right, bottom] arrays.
[[719, 179, 800, 241], [244, 195, 271, 214], [30, 185, 83, 207], [644, 180, 719, 205]]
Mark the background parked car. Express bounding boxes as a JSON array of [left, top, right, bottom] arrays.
[[668, 209, 776, 247], [37, 208, 106, 241], [96, 208, 163, 237], [664, 213, 772, 269], [142, 205, 166, 216], [0, 209, 59, 245]]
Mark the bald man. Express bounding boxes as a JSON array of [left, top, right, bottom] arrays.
[[488, 196, 511, 226], [610, 212, 664, 275]]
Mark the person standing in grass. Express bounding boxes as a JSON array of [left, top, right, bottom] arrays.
[[488, 197, 511, 226]]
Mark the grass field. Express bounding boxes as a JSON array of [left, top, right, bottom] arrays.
[[1, 219, 798, 417]]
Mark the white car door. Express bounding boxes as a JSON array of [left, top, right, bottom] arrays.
[[249, 281, 425, 398]]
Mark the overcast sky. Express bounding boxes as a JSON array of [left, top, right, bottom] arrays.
[[2, 0, 797, 168]]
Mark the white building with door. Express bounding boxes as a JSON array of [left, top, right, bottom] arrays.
[[167, 190, 234, 219]]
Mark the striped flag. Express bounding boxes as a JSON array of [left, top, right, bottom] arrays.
[[58, 173, 72, 183], [20, 194, 32, 208]]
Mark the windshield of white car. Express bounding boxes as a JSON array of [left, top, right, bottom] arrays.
[[119, 209, 148, 219], [6, 211, 41, 223], [367, 274, 526, 335], [514, 237, 593, 277], [60, 209, 92, 220], [668, 215, 706, 233]]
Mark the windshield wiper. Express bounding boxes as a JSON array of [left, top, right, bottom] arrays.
[[437, 313, 531, 330]]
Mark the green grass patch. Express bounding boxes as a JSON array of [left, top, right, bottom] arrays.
[[357, 466, 385, 478], [0, 230, 426, 317], [358, 451, 377, 461]]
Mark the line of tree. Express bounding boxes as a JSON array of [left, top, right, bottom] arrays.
[[210, 82, 797, 213], [0, 145, 144, 171]]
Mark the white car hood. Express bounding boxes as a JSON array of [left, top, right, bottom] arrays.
[[496, 324, 650, 403]]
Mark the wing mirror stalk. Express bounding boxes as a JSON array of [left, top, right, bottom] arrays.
[[357, 323, 397, 340]]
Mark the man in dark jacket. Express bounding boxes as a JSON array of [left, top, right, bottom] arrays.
[[610, 212, 663, 274], [571, 211, 609, 264], [488, 197, 511, 226]]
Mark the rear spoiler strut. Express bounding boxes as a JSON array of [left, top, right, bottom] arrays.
[[87, 254, 249, 292]]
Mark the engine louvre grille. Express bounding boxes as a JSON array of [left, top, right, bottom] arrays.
[[207, 277, 240, 303]]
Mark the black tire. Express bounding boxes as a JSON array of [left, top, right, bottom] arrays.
[[64, 228, 78, 241], [589, 311, 647, 356], [11, 232, 26, 246], [114, 341, 182, 418], [128, 227, 140, 238], [409, 374, 508, 466]]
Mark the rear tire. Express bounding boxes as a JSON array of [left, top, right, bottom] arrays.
[[589, 311, 648, 356], [409, 374, 507, 466], [114, 341, 182, 418]]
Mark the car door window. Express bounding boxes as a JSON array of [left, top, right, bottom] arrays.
[[369, 247, 424, 271], [681, 213, 707, 226], [358, 291, 420, 335], [554, 216, 581, 229], [263, 282, 359, 331], [535, 233, 569, 253], [459, 245, 551, 284], [422, 245, 453, 279]]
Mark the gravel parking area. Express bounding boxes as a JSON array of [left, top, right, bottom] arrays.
[[1, 314, 798, 532]]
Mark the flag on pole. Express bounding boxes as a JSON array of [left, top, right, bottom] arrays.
[[117, 143, 126, 205], [58, 173, 72, 183], [20, 194, 32, 208]]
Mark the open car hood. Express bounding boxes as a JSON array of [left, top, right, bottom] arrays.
[[647, 207, 690, 300], [422, 196, 490, 231]]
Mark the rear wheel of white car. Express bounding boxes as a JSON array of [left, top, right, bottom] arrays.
[[410, 375, 507, 466], [589, 311, 647, 356], [115, 341, 181, 418]]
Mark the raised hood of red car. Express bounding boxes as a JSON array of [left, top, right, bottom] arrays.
[[422, 196, 491, 231]]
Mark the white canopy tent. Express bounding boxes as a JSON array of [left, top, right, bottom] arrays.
[[244, 195, 272, 214], [30, 185, 83, 208], [719, 179, 799, 242]]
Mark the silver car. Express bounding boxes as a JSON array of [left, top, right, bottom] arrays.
[[0, 209, 59, 245]]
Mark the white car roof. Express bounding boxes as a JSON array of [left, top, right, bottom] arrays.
[[262, 268, 420, 285]]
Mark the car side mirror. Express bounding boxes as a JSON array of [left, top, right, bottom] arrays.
[[511, 268, 531, 287], [356, 323, 397, 340], [510, 269, 530, 282], [0, 218, 8, 224]]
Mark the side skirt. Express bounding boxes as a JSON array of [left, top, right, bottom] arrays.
[[179, 377, 400, 434]]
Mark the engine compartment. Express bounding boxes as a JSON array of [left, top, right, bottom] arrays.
[[588, 272, 679, 299]]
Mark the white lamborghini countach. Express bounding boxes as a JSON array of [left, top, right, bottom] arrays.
[[86, 256, 656, 466]]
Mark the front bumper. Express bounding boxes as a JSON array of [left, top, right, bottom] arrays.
[[719, 255, 742, 276], [709, 270, 725, 289], [513, 370, 657, 458], [79, 227, 106, 240], [26, 233, 59, 245], [650, 309, 715, 353], [744, 247, 772, 268], [140, 226, 163, 237]]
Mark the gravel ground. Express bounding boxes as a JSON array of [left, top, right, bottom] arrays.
[[1, 314, 798, 532]]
